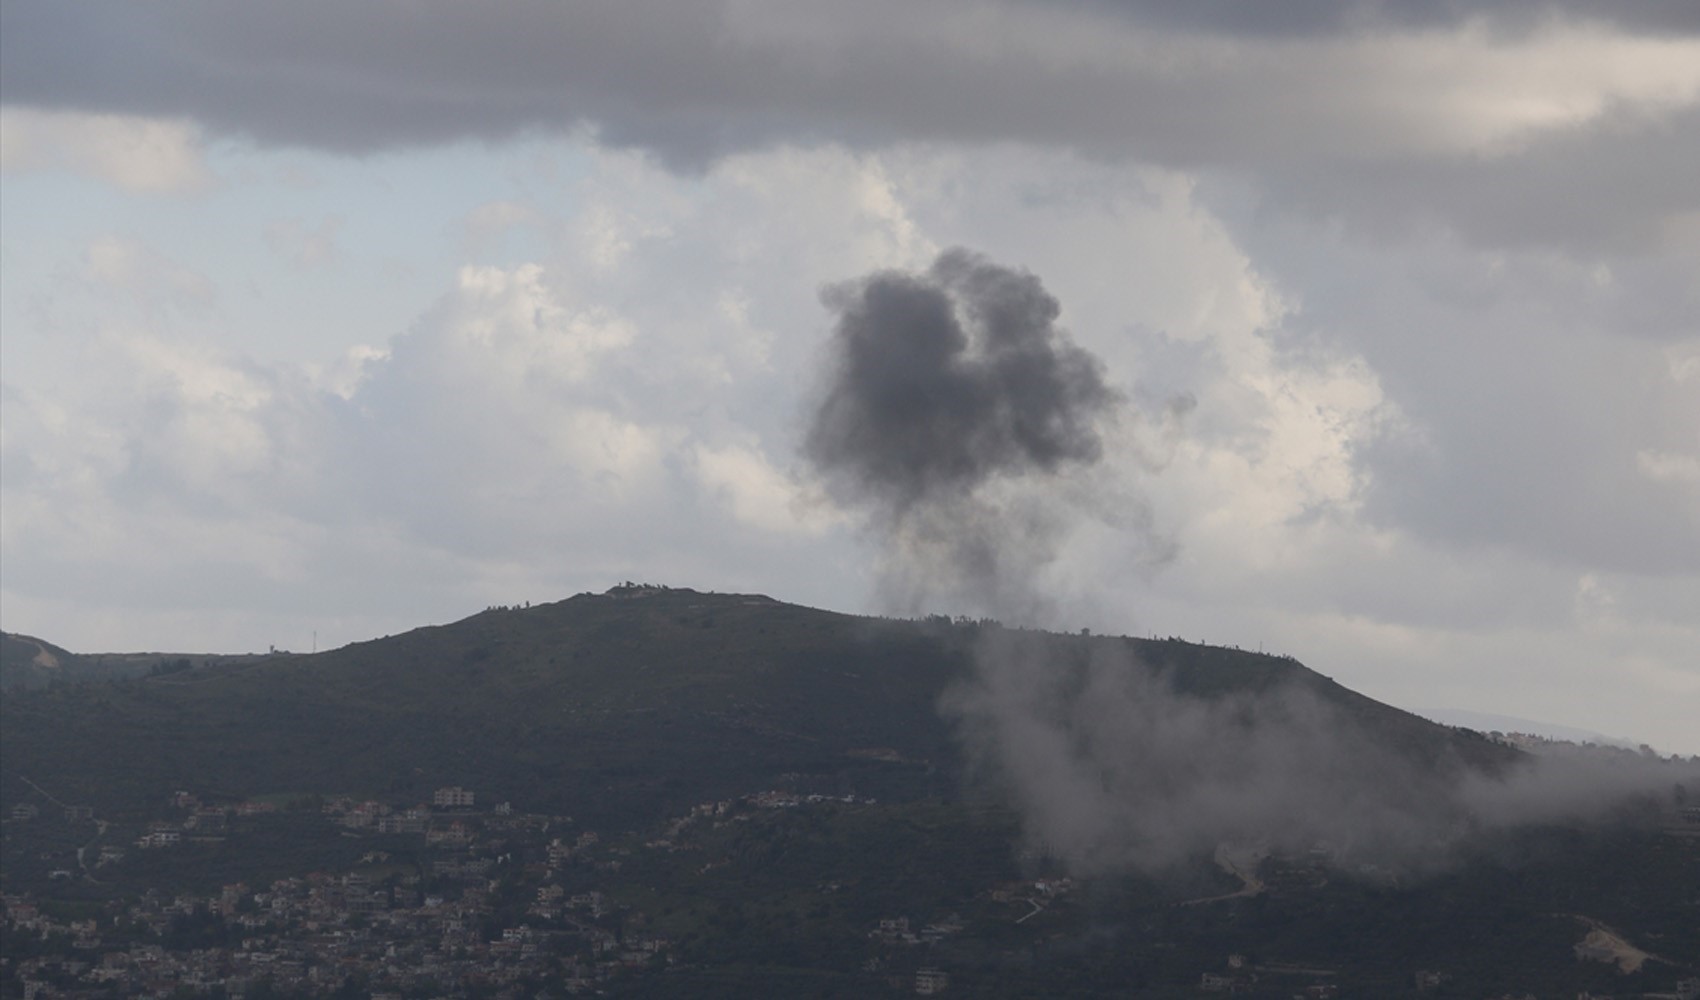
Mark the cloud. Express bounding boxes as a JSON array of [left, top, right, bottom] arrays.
[[1, 140, 1695, 754], [458, 200, 543, 257], [695, 442, 839, 537], [1191, 196, 1700, 578], [1049, 0, 1700, 38], [1247, 102, 1700, 255], [264, 216, 343, 268], [5, 1, 1698, 254], [81, 236, 218, 309], [1637, 448, 1700, 485], [0, 107, 211, 193]]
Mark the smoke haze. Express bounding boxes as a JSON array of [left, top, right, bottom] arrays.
[[946, 629, 1696, 875], [805, 249, 1695, 878], [946, 633, 1458, 872]]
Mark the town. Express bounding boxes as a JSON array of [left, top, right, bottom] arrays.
[[10, 777, 1696, 998], [4, 783, 1001, 998]]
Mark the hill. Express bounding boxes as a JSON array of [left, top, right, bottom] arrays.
[[0, 585, 1511, 830], [0, 631, 264, 692], [0, 632, 77, 689], [2, 586, 1695, 998]]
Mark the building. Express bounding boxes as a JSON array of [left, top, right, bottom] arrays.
[[433, 786, 475, 808], [915, 968, 950, 994]]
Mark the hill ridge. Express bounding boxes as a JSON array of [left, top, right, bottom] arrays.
[[1, 585, 1515, 840]]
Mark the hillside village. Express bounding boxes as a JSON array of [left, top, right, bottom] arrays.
[[4, 782, 1017, 998], [6, 776, 1699, 999], [5, 591, 1698, 997]]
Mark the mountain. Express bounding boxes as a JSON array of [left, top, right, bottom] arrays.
[[0, 585, 1512, 829], [5, 586, 1694, 998]]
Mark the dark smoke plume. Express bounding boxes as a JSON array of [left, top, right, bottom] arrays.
[[804, 248, 1119, 613], [803, 248, 1692, 880]]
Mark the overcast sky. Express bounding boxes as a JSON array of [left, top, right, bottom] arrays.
[[2, 0, 1696, 753]]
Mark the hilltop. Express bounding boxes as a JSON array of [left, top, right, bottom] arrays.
[[0, 585, 1511, 830]]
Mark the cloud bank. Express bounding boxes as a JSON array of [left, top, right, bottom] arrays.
[[6, 0, 1699, 253]]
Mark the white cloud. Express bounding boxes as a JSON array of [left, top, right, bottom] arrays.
[[2, 138, 1696, 753], [695, 441, 839, 537], [458, 200, 542, 258], [83, 236, 217, 308], [1637, 448, 1700, 486], [264, 216, 342, 268], [442, 263, 634, 382], [0, 107, 212, 193]]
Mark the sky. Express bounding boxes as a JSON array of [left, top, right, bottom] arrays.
[[1, 0, 1696, 754]]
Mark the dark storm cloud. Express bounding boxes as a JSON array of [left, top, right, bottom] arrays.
[[803, 249, 1119, 613], [3, 1, 1692, 186], [6, 0, 1695, 255], [1247, 103, 1700, 257], [1063, 0, 1700, 38], [0, 1, 757, 159]]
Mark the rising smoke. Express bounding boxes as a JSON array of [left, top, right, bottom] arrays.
[[804, 248, 1120, 615], [946, 631, 1695, 875], [804, 249, 1694, 877]]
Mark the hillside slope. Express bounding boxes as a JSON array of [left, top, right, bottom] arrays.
[[0, 632, 80, 689], [0, 631, 264, 691], [0, 586, 1512, 832]]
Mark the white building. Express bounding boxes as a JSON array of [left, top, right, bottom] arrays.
[[432, 786, 475, 808]]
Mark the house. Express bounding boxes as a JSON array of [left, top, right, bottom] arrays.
[[192, 807, 227, 831], [426, 821, 473, 847], [340, 801, 389, 828], [1415, 970, 1450, 990], [433, 786, 475, 808], [915, 968, 950, 995], [377, 811, 426, 834]]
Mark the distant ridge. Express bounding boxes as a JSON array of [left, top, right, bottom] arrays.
[[0, 630, 264, 691], [1414, 707, 1639, 750]]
